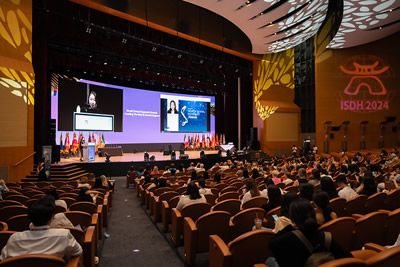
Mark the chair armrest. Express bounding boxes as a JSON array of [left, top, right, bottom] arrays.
[[364, 242, 386, 252], [171, 208, 183, 247], [351, 249, 377, 260], [66, 255, 82, 267], [83, 226, 96, 267], [253, 264, 268, 267], [184, 217, 198, 266], [161, 201, 170, 232], [352, 214, 363, 219], [209, 234, 232, 267]]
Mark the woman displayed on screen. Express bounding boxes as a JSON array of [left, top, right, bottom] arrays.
[[167, 100, 178, 114], [81, 91, 99, 113]]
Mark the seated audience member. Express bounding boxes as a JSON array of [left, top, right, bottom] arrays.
[[241, 169, 250, 180], [335, 174, 358, 201], [176, 181, 207, 211], [187, 162, 195, 171], [293, 168, 308, 187], [93, 176, 103, 189], [299, 183, 314, 201], [209, 172, 221, 187], [77, 187, 95, 203], [100, 175, 111, 189], [308, 169, 321, 186], [186, 170, 199, 185], [269, 198, 350, 267], [195, 163, 205, 173], [0, 179, 9, 200], [0, 195, 82, 260], [262, 185, 282, 213], [320, 176, 338, 199], [198, 179, 212, 195], [151, 165, 160, 175], [273, 192, 298, 233], [46, 188, 67, 210], [37, 196, 75, 229], [271, 169, 281, 185], [356, 175, 377, 196], [251, 169, 261, 180], [242, 180, 267, 205], [77, 176, 91, 189], [313, 190, 337, 225]]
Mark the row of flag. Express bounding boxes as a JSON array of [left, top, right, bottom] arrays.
[[183, 133, 225, 149], [59, 132, 105, 154]]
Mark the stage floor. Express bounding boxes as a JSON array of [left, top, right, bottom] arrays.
[[59, 150, 219, 165]]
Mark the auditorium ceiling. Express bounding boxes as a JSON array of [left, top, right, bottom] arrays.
[[71, 0, 400, 55]]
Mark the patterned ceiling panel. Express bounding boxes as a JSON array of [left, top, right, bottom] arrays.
[[328, 0, 400, 49], [184, 0, 329, 54]]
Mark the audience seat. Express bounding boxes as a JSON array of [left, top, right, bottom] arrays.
[[351, 245, 400, 267], [170, 203, 211, 247], [241, 196, 268, 210], [59, 197, 76, 208], [152, 191, 179, 223], [217, 192, 240, 203], [184, 211, 231, 266], [0, 254, 81, 267], [209, 229, 275, 267], [0, 231, 14, 252], [319, 258, 367, 267], [330, 197, 347, 217], [0, 206, 28, 222], [6, 215, 30, 232], [70, 201, 103, 240], [161, 195, 180, 232], [4, 195, 29, 205], [68, 227, 96, 267], [64, 210, 99, 245], [381, 208, 400, 245], [0, 221, 7, 231], [319, 217, 356, 252], [0, 200, 22, 209], [204, 194, 218, 205], [211, 199, 241, 216], [230, 208, 265, 239], [229, 182, 244, 190], [384, 188, 400, 211], [219, 186, 238, 195], [346, 195, 367, 216], [353, 211, 388, 249], [283, 185, 298, 194], [147, 187, 173, 212], [364, 192, 386, 214]]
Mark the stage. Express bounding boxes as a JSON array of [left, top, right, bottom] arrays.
[[59, 150, 220, 164]]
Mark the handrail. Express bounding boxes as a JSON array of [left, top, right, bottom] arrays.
[[13, 151, 36, 167]]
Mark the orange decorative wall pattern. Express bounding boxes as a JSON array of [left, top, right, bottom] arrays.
[[0, 0, 34, 181], [253, 49, 294, 120]]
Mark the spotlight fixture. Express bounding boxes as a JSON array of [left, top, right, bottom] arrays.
[[104, 62, 107, 65], [86, 27, 92, 34], [152, 46, 157, 52], [218, 65, 222, 69], [177, 54, 182, 59], [199, 59, 204, 64], [122, 38, 127, 44]]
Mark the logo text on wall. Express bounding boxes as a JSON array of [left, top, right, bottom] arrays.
[[339, 57, 390, 113]]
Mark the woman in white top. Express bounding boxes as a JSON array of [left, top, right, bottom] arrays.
[[176, 181, 207, 211], [241, 180, 267, 206]]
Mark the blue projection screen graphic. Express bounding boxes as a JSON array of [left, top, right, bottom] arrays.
[[160, 95, 210, 133]]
